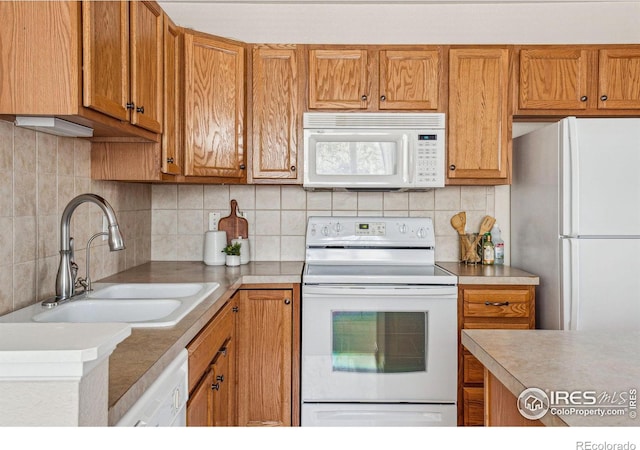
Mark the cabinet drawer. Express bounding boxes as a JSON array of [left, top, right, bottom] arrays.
[[463, 289, 530, 318], [463, 387, 485, 426], [463, 352, 484, 384], [187, 303, 234, 392]]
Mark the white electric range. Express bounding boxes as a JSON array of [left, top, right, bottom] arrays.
[[301, 216, 458, 427]]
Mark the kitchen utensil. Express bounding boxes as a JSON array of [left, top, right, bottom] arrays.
[[450, 212, 466, 235], [464, 215, 496, 261], [450, 212, 469, 261], [218, 199, 249, 245]]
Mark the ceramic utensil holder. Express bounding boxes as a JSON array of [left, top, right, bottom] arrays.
[[203, 231, 227, 265]]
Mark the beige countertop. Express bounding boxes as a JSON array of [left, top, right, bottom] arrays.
[[437, 262, 539, 285], [462, 329, 639, 427], [98, 260, 535, 425], [99, 261, 303, 426]]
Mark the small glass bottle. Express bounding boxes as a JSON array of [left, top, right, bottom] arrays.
[[482, 232, 495, 265], [491, 224, 505, 265]]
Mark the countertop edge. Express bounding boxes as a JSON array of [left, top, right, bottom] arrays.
[[437, 262, 540, 286], [107, 267, 302, 426], [461, 330, 567, 427]]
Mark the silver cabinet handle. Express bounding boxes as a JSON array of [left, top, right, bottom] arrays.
[[284, 298, 291, 305]]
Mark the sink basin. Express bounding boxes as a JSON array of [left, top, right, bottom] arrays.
[[31, 282, 220, 328], [89, 283, 206, 300]]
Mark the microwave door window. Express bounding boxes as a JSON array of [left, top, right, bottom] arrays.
[[331, 311, 427, 373], [315, 141, 397, 176]]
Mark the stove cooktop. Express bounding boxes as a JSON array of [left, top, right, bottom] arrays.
[[303, 263, 457, 285]]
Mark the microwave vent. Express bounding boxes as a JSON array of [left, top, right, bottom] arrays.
[[303, 113, 445, 130]]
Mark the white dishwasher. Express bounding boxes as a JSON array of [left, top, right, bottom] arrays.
[[116, 349, 188, 427]]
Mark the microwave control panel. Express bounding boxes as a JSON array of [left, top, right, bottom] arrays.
[[415, 134, 442, 185]]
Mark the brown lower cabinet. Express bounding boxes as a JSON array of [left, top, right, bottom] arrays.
[[187, 297, 236, 426], [186, 284, 300, 427], [458, 284, 536, 426]]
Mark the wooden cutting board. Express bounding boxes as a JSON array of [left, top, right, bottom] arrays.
[[218, 199, 248, 245]]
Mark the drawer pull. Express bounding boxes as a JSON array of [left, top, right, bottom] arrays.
[[484, 301, 509, 307]]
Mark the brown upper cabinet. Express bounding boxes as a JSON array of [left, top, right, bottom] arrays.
[[516, 46, 640, 115], [84, 1, 164, 134], [249, 45, 304, 183], [183, 31, 246, 180], [0, 0, 162, 140], [161, 13, 183, 176], [307, 46, 443, 111], [447, 47, 511, 185]]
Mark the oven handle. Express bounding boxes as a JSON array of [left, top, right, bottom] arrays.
[[303, 284, 457, 297]]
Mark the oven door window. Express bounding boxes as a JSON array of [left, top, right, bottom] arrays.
[[331, 311, 427, 373]]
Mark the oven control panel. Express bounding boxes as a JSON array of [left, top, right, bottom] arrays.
[[306, 216, 435, 247], [355, 222, 386, 236]]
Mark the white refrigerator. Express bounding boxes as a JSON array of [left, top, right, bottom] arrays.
[[511, 117, 640, 331]]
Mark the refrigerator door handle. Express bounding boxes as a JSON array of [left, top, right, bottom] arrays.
[[563, 117, 580, 237], [562, 238, 580, 330]]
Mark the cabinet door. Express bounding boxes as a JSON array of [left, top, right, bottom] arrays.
[[162, 15, 183, 175], [237, 289, 292, 426], [598, 48, 640, 109], [211, 338, 235, 426], [82, 0, 130, 121], [379, 49, 440, 110], [0, 1, 80, 115], [130, 0, 163, 133], [308, 49, 369, 109], [519, 48, 590, 110], [251, 46, 301, 182], [448, 48, 510, 182], [184, 33, 246, 178], [187, 368, 213, 426]]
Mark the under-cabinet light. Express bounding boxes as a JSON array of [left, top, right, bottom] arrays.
[[15, 116, 94, 138]]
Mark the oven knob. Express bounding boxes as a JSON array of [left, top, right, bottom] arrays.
[[399, 223, 407, 234], [321, 226, 330, 236], [334, 222, 343, 233], [417, 227, 427, 238]]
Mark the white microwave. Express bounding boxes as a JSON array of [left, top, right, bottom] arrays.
[[303, 112, 446, 191]]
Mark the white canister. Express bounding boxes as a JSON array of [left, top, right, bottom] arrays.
[[231, 237, 250, 265], [203, 231, 227, 265]]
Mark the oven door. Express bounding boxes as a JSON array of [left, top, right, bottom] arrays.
[[301, 284, 457, 403]]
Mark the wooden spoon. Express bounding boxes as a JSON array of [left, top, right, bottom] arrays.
[[450, 212, 470, 261], [450, 212, 466, 235], [464, 215, 496, 261]]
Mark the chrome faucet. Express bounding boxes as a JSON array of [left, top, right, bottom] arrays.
[[42, 194, 125, 307]]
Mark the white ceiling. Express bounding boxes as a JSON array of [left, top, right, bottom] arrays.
[[159, 1, 640, 44]]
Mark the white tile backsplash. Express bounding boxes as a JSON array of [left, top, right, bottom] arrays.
[[0, 119, 152, 316], [151, 185, 496, 263]]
